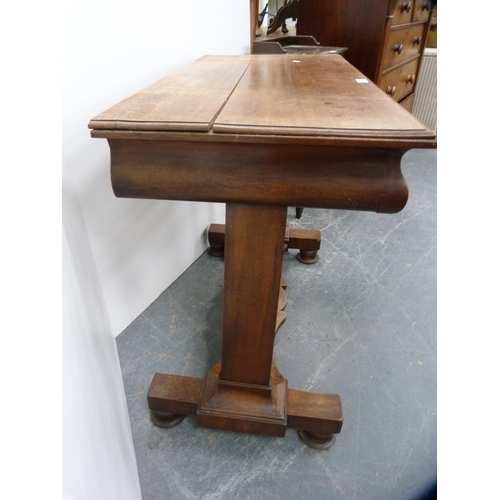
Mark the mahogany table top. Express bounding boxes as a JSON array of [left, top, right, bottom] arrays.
[[89, 55, 436, 147]]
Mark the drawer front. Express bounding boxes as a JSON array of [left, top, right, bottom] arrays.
[[413, 0, 433, 22], [379, 58, 420, 102], [399, 92, 415, 112], [381, 24, 426, 71], [392, 0, 413, 26]]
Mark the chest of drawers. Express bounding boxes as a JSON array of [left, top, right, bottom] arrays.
[[296, 0, 435, 111]]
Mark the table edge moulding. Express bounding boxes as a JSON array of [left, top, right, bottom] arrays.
[[89, 54, 436, 450]]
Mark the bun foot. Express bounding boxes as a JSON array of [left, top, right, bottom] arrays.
[[296, 250, 318, 264], [150, 410, 186, 429], [207, 245, 224, 257], [298, 430, 336, 450]]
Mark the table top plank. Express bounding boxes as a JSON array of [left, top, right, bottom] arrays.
[[89, 54, 436, 144], [88, 56, 252, 132], [213, 55, 433, 139]]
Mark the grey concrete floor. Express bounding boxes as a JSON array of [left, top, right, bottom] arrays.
[[117, 148, 437, 500]]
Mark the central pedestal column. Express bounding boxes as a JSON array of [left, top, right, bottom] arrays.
[[197, 204, 288, 436], [147, 203, 343, 447]]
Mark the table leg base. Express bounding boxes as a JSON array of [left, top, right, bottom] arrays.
[[147, 368, 343, 447], [296, 250, 319, 265], [206, 223, 226, 257], [197, 369, 288, 437], [298, 430, 337, 450], [150, 410, 186, 429], [207, 223, 321, 264]]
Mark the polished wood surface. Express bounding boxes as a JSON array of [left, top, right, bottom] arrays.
[[88, 56, 252, 132], [89, 55, 436, 448], [296, 0, 435, 109], [213, 55, 430, 137], [90, 55, 434, 140], [220, 204, 286, 386], [208, 223, 322, 264], [297, 0, 390, 82], [250, 0, 259, 51], [105, 139, 410, 213], [379, 58, 420, 103], [92, 56, 433, 213]]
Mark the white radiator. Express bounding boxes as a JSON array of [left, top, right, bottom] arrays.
[[413, 48, 437, 131]]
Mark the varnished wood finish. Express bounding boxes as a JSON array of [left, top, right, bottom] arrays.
[[380, 24, 425, 72], [276, 285, 287, 333], [297, 0, 390, 83], [250, 0, 258, 51], [108, 139, 409, 213], [206, 223, 226, 257], [147, 373, 203, 415], [288, 388, 343, 434], [288, 228, 321, 264], [213, 55, 431, 137], [296, 0, 434, 110], [89, 55, 436, 448], [220, 204, 287, 386], [400, 92, 415, 112], [207, 224, 321, 264], [379, 58, 420, 102], [298, 430, 337, 450], [197, 367, 288, 437], [147, 363, 343, 442], [91, 55, 434, 142], [88, 56, 252, 132]]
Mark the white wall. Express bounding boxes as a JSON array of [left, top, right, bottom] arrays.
[[64, 1, 250, 337], [62, 1, 249, 499], [63, 165, 142, 500]]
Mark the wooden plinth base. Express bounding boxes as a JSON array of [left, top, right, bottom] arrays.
[[149, 206, 341, 449], [147, 365, 343, 446], [197, 368, 288, 437], [207, 223, 321, 264]]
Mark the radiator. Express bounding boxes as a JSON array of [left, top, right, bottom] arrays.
[[413, 48, 437, 131]]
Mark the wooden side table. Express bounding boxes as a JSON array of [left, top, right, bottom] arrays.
[[89, 55, 436, 449]]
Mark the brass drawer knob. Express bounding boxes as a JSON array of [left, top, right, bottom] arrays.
[[401, 1, 412, 12], [394, 44, 404, 54], [413, 36, 422, 45], [386, 86, 397, 96], [406, 74, 416, 84]]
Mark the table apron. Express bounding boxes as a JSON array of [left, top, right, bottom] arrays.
[[108, 139, 409, 214]]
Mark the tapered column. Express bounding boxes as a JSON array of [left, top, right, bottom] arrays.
[[219, 203, 287, 386]]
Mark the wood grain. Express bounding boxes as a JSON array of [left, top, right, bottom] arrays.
[[89, 55, 435, 142], [213, 55, 433, 138], [147, 373, 203, 415], [90, 54, 436, 445], [88, 56, 251, 132], [108, 139, 409, 213], [296, 0, 434, 109], [220, 204, 287, 386]]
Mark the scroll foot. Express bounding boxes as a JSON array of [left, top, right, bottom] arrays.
[[298, 430, 336, 450], [150, 410, 186, 429]]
